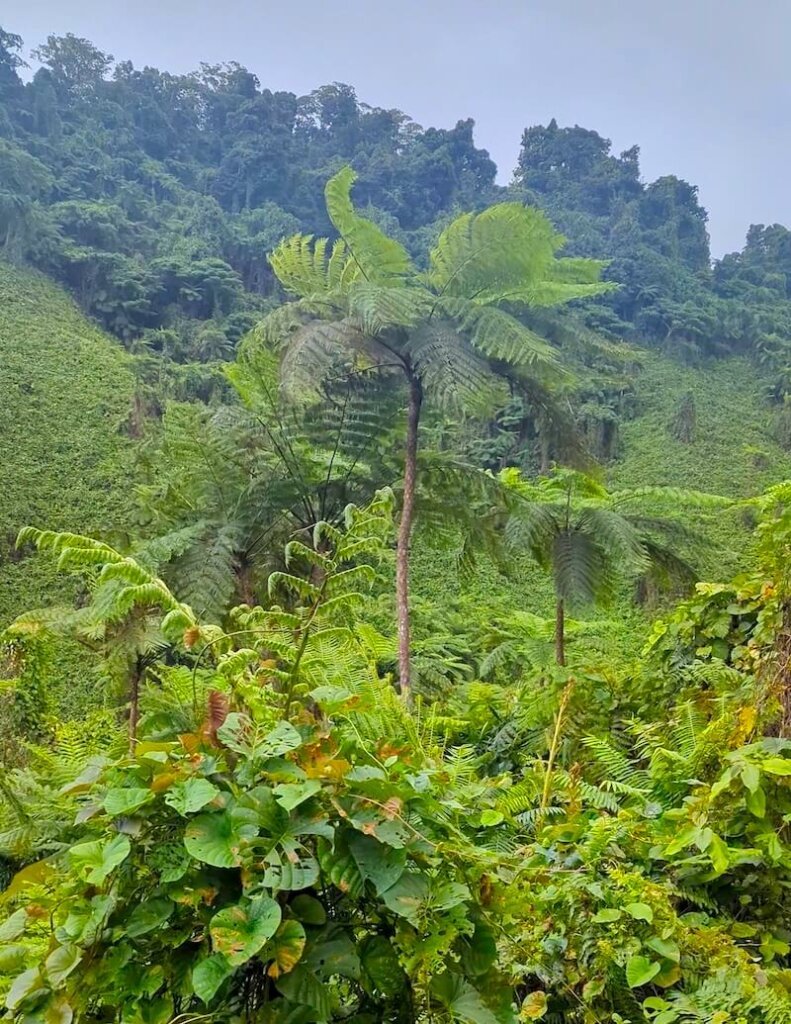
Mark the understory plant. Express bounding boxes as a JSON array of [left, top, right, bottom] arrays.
[[4, 493, 791, 1023]]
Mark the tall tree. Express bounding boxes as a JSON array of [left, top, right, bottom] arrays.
[[254, 167, 612, 697]]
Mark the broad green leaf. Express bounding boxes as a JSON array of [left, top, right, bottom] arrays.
[[125, 898, 173, 938], [274, 780, 321, 811], [184, 809, 257, 868], [645, 936, 680, 963], [479, 810, 504, 827], [654, 963, 682, 988], [626, 955, 661, 988], [103, 787, 153, 817], [70, 834, 131, 885], [210, 896, 281, 966], [360, 935, 406, 997], [263, 847, 320, 891], [664, 826, 700, 856], [43, 996, 74, 1024], [303, 925, 361, 980], [460, 925, 497, 977], [0, 908, 27, 942], [217, 714, 302, 759], [430, 880, 470, 911], [276, 964, 331, 1019], [348, 833, 406, 895], [761, 757, 791, 775], [381, 873, 429, 924], [192, 954, 233, 1004], [740, 763, 760, 793], [0, 945, 27, 973], [289, 894, 327, 926], [164, 778, 220, 816], [745, 786, 766, 819], [45, 945, 81, 986], [58, 894, 113, 946], [708, 834, 729, 874], [5, 967, 48, 1012], [625, 902, 653, 923], [592, 908, 622, 923], [431, 973, 499, 1024], [267, 919, 306, 977]]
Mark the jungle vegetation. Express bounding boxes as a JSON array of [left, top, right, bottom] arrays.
[[4, 24, 791, 1024]]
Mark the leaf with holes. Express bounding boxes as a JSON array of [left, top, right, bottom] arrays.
[[348, 832, 406, 895], [210, 896, 281, 966], [360, 935, 406, 997]]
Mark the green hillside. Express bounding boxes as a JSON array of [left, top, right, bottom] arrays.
[[0, 261, 136, 625]]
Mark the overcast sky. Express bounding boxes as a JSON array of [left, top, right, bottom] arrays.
[[3, 0, 787, 256]]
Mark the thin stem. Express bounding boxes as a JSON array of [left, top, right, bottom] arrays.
[[396, 368, 422, 702]]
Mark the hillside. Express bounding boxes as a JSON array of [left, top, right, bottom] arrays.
[[0, 261, 136, 626]]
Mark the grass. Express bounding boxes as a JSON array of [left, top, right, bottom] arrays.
[[0, 261, 137, 718]]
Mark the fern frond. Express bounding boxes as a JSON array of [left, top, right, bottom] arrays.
[[324, 166, 413, 284]]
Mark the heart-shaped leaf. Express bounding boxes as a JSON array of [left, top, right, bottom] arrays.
[[103, 788, 153, 817], [165, 779, 220, 816], [267, 919, 306, 977], [70, 835, 130, 885], [45, 945, 81, 986], [521, 991, 548, 1019], [125, 898, 173, 939], [381, 873, 429, 925], [210, 896, 281, 966], [593, 908, 621, 923], [184, 809, 257, 868], [645, 936, 680, 963], [0, 909, 27, 942], [289, 894, 326, 926], [348, 833, 406, 895], [626, 955, 661, 988], [625, 902, 653, 923], [193, 954, 233, 1004]]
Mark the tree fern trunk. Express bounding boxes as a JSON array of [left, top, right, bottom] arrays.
[[128, 656, 143, 752], [397, 372, 422, 701], [555, 598, 566, 666]]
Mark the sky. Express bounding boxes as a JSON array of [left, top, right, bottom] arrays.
[[3, 0, 788, 256]]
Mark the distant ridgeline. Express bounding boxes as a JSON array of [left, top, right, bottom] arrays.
[[1, 26, 791, 370]]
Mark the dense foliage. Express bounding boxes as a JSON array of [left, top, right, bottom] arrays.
[[6, 20, 791, 1024]]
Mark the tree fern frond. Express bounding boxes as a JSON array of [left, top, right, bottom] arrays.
[[324, 166, 413, 283], [347, 282, 433, 335], [406, 319, 507, 414], [439, 297, 564, 379], [280, 318, 368, 400]]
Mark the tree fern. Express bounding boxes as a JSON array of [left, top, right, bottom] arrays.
[[254, 165, 612, 696]]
